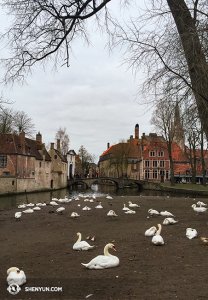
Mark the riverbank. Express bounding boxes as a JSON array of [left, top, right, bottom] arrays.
[[1, 194, 208, 299]]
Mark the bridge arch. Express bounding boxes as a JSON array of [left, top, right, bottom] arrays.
[[90, 178, 120, 189]]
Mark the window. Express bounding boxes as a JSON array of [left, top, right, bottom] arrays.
[[39, 162, 41, 167], [158, 151, 164, 157], [32, 171, 35, 175], [153, 170, 157, 179], [3, 171, 10, 175], [0, 155, 7, 168], [54, 155, 57, 159], [145, 161, 150, 167], [12, 181, 14, 185], [150, 151, 155, 157], [160, 170, 165, 175], [145, 170, 150, 179], [166, 170, 169, 179], [153, 161, 157, 167], [160, 161, 165, 167]]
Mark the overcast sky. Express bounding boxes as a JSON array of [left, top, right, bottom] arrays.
[[0, 1, 154, 162]]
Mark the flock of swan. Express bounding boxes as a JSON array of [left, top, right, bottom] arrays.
[[8, 194, 208, 287]]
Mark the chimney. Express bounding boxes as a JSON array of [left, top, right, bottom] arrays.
[[51, 143, 54, 150], [57, 139, 61, 152], [36, 132, 42, 143], [135, 124, 139, 139], [130, 135, 133, 143], [20, 131, 25, 154], [107, 143, 110, 149]]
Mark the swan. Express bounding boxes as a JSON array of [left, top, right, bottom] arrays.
[[95, 202, 103, 209], [160, 211, 175, 217], [125, 209, 136, 214], [197, 201, 207, 207], [15, 212, 22, 220], [81, 243, 119, 269], [33, 206, 41, 211], [7, 267, 26, 286], [186, 228, 197, 239], [106, 195, 113, 200], [18, 204, 27, 209], [128, 201, 140, 208], [50, 201, 59, 206], [89, 199, 94, 203], [82, 206, 91, 211], [23, 208, 34, 213], [145, 226, 157, 236], [84, 199, 90, 202], [71, 212, 80, 218], [152, 224, 164, 245], [163, 218, 178, 225], [122, 204, 130, 211], [200, 237, 208, 245], [107, 210, 118, 217], [56, 207, 65, 214], [27, 203, 35, 207], [191, 204, 207, 213], [148, 209, 160, 216], [73, 232, 94, 251]]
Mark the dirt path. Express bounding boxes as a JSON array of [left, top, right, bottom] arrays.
[[1, 195, 208, 300]]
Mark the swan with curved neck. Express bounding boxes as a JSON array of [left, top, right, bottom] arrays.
[[192, 204, 207, 213], [81, 243, 119, 269], [152, 224, 164, 245], [73, 232, 94, 251]]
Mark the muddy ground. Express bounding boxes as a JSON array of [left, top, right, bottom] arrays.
[[1, 194, 208, 300]]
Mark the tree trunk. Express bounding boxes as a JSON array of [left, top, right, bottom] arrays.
[[167, 0, 208, 140], [167, 141, 175, 186], [201, 129, 206, 186]]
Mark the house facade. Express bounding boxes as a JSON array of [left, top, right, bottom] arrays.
[[48, 140, 68, 189], [0, 132, 52, 194]]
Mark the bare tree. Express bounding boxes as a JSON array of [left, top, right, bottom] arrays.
[[77, 145, 94, 176], [0, 0, 111, 85], [150, 98, 176, 186], [0, 108, 14, 134], [13, 111, 36, 138], [55, 127, 70, 155]]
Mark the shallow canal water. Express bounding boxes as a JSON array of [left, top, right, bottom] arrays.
[[0, 184, 202, 210]]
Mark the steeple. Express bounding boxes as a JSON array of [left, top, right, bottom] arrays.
[[173, 101, 185, 150]]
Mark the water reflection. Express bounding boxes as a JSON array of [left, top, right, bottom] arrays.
[[0, 183, 201, 210]]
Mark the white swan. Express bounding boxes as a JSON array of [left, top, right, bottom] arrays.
[[128, 201, 140, 208], [23, 208, 34, 213], [122, 204, 130, 211], [89, 199, 94, 203], [186, 228, 198, 239], [73, 232, 94, 251], [191, 204, 207, 213], [50, 201, 59, 206], [163, 217, 178, 225], [160, 211, 175, 217], [95, 202, 103, 209], [152, 224, 164, 245], [7, 267, 26, 286], [107, 210, 118, 217], [56, 207, 65, 214], [15, 212, 22, 220], [18, 204, 27, 209], [197, 201, 207, 207], [82, 206, 91, 211], [125, 209, 136, 214], [148, 209, 160, 216], [106, 195, 113, 200], [145, 226, 157, 236], [27, 203, 35, 207], [33, 206, 41, 211], [81, 243, 119, 269], [71, 212, 80, 218]]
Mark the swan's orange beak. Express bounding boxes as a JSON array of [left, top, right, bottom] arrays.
[[17, 270, 20, 274], [113, 246, 116, 251]]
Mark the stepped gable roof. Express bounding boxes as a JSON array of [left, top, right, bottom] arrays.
[[100, 143, 138, 159], [0, 133, 51, 161]]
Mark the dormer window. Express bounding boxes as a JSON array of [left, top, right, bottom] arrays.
[[150, 151, 155, 157]]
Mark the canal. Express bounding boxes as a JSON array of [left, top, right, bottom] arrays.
[[0, 184, 201, 210]]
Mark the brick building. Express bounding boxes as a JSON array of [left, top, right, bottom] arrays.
[[0, 132, 52, 194]]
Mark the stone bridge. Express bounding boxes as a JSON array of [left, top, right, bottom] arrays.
[[67, 177, 161, 190]]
